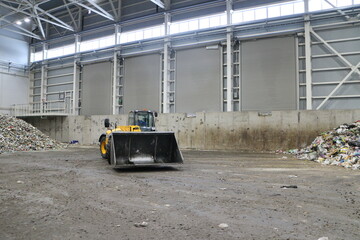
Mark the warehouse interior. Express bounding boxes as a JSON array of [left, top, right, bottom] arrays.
[[1, 1, 360, 239], [1, 0, 360, 149]]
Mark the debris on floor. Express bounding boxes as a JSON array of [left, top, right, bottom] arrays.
[[288, 121, 360, 170], [218, 223, 229, 229], [0, 115, 65, 154], [134, 222, 148, 227], [280, 185, 298, 189]]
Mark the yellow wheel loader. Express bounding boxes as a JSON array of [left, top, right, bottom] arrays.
[[99, 110, 183, 167]]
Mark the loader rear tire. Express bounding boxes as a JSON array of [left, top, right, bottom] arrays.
[[99, 136, 110, 160]]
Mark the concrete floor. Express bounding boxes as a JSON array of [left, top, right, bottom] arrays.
[[0, 146, 359, 240]]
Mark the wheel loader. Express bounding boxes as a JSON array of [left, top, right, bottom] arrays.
[[99, 110, 183, 167]]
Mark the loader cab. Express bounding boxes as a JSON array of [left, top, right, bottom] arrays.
[[128, 110, 157, 132]]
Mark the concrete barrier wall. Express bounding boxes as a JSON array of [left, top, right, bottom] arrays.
[[23, 109, 360, 151]]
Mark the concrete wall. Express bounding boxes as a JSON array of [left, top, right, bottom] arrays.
[[24, 109, 360, 151]]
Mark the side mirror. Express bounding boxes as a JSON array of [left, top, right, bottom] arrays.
[[154, 112, 158, 117], [104, 118, 110, 128]]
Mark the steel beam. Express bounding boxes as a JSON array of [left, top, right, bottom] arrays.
[[112, 24, 120, 115], [35, 5, 74, 31], [63, 0, 78, 30], [33, 7, 46, 39], [324, 0, 350, 20], [0, 1, 74, 31], [150, 0, 165, 9], [162, 13, 171, 113], [86, 0, 115, 20], [226, 0, 233, 112], [108, 0, 118, 21], [316, 61, 360, 110], [70, 0, 114, 21], [310, 29, 360, 76], [304, 0, 312, 110], [72, 34, 80, 115], [0, 18, 41, 39]]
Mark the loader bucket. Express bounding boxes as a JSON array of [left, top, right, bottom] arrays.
[[109, 131, 183, 167]]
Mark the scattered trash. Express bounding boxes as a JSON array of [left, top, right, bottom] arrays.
[[280, 185, 298, 189], [218, 223, 229, 229], [220, 188, 227, 190], [288, 175, 298, 178], [16, 180, 24, 184], [318, 237, 329, 240], [69, 140, 79, 144], [164, 204, 171, 207], [288, 121, 360, 170], [134, 221, 148, 227], [0, 115, 65, 154]]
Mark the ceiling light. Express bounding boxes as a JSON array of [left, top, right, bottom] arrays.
[[88, 9, 92, 14], [24, 18, 30, 23], [16, 20, 22, 25]]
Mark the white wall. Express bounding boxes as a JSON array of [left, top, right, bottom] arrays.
[[0, 34, 28, 64], [0, 73, 29, 114], [0, 33, 29, 114]]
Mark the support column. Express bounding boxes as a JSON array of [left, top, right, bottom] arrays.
[[113, 24, 121, 114], [29, 46, 35, 108], [72, 34, 80, 115], [40, 43, 48, 114], [226, 0, 233, 112], [162, 13, 171, 113], [304, 0, 312, 110]]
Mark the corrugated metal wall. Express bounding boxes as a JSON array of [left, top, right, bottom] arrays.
[[123, 54, 161, 113], [176, 47, 221, 113], [241, 36, 297, 111], [82, 62, 112, 115], [299, 25, 360, 110]]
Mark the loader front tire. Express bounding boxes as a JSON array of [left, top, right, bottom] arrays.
[[99, 136, 110, 160]]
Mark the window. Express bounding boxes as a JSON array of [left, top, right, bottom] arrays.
[[63, 45, 75, 55], [232, 11, 243, 23], [188, 19, 198, 31], [99, 35, 115, 48], [199, 17, 210, 29], [281, 3, 294, 16], [337, 0, 352, 7], [255, 8, 267, 20], [294, 2, 305, 14], [120, 25, 164, 44], [47, 47, 63, 59], [268, 5, 281, 18], [243, 9, 255, 22], [80, 39, 99, 52], [233, 1, 305, 24], [46, 44, 75, 59], [33, 51, 43, 62], [308, 0, 356, 12], [170, 13, 226, 34]]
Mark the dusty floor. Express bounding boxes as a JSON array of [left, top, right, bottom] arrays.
[[0, 146, 359, 240]]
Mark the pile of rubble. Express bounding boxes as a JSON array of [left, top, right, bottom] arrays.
[[288, 121, 360, 170], [0, 115, 65, 154]]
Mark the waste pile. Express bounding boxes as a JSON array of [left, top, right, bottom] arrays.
[[0, 115, 65, 154], [288, 121, 360, 170]]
